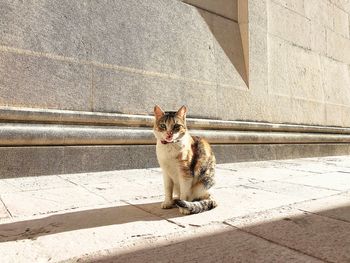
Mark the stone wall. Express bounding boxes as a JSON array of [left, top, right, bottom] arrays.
[[268, 0, 350, 127], [1, 0, 247, 119], [1, 0, 350, 176], [1, 0, 349, 126]]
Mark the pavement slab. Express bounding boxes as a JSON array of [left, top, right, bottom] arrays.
[[0, 155, 350, 262], [241, 211, 350, 263], [0, 203, 182, 262], [294, 192, 350, 223], [244, 180, 339, 202], [280, 172, 350, 191], [76, 224, 324, 263], [1, 186, 107, 217], [128, 186, 301, 227], [227, 166, 315, 181], [4, 175, 74, 192], [59, 169, 164, 202]]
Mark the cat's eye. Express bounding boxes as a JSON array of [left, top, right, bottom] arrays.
[[173, 124, 181, 129], [159, 124, 166, 129]]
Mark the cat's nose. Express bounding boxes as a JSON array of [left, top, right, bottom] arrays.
[[167, 131, 173, 136]]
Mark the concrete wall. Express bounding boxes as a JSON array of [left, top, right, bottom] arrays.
[[1, 0, 350, 176]]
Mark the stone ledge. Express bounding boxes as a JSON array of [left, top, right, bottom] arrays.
[[1, 123, 350, 146], [1, 107, 350, 134]]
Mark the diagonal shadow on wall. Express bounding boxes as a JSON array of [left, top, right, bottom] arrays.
[[183, 1, 249, 86]]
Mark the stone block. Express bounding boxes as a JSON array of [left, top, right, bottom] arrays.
[[183, 0, 238, 21], [268, 1, 311, 49], [90, 0, 217, 84], [267, 36, 291, 97], [3, 175, 73, 192], [224, 166, 313, 181], [0, 51, 91, 111], [330, 0, 350, 14], [249, 24, 268, 92], [0, 147, 65, 178], [295, 193, 350, 223], [214, 144, 350, 164], [80, 224, 322, 263], [0, 202, 181, 262], [305, 0, 334, 29], [289, 98, 327, 126], [129, 186, 299, 226], [1, 144, 350, 178], [198, 9, 247, 86], [325, 104, 346, 126], [244, 181, 338, 203], [60, 169, 163, 202], [248, 0, 267, 28], [244, 212, 350, 263], [214, 168, 264, 187], [271, 0, 305, 15], [0, 181, 20, 194], [334, 5, 350, 37], [274, 157, 346, 169], [92, 66, 218, 118], [320, 56, 350, 105], [63, 145, 158, 174], [310, 23, 327, 55], [1, 186, 106, 217], [0, 0, 90, 59], [281, 172, 350, 191], [216, 87, 254, 121], [268, 36, 324, 103]]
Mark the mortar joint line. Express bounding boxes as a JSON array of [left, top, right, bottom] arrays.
[[0, 44, 243, 90], [122, 200, 186, 228], [0, 197, 13, 219]]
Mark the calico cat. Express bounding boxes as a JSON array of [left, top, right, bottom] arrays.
[[153, 105, 217, 215]]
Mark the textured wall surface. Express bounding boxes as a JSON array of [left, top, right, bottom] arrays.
[[1, 0, 350, 175], [267, 0, 350, 127], [0, 0, 246, 119], [0, 0, 349, 126]]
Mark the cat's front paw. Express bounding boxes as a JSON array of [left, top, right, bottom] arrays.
[[179, 207, 191, 215], [161, 200, 175, 209]]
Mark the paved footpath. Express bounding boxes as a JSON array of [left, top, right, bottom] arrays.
[[0, 156, 350, 262]]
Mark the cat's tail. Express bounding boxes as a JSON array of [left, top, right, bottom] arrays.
[[174, 198, 217, 214]]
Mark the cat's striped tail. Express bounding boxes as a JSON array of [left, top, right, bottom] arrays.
[[174, 198, 217, 214]]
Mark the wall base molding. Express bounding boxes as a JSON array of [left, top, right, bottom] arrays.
[[1, 107, 349, 177], [1, 143, 350, 177]]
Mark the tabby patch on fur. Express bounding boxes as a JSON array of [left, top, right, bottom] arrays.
[[153, 105, 217, 215]]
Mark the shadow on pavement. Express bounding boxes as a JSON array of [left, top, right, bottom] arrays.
[[84, 205, 350, 263], [0, 202, 183, 242], [1, 202, 350, 262]]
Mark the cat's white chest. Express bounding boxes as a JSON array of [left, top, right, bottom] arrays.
[[156, 143, 181, 181]]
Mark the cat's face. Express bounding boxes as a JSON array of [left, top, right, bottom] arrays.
[[153, 105, 187, 143]]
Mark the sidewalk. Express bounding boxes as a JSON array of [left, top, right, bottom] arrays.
[[0, 156, 350, 262]]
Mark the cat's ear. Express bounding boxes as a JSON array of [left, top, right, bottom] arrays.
[[176, 105, 187, 119], [154, 105, 165, 120]]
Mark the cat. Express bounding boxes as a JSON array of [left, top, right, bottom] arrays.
[[153, 105, 217, 215]]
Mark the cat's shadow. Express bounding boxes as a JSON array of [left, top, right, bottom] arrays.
[[0, 202, 186, 242]]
